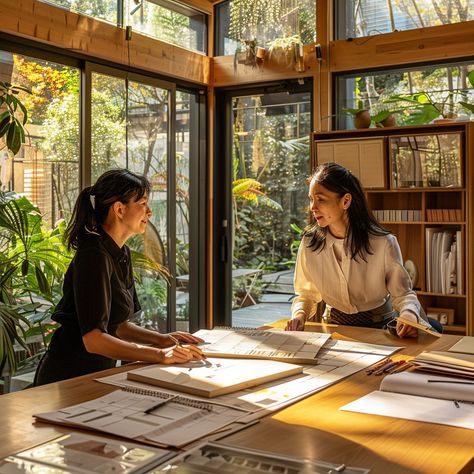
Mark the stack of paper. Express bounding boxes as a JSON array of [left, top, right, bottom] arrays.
[[411, 351, 474, 378], [127, 358, 304, 398], [193, 328, 330, 364]]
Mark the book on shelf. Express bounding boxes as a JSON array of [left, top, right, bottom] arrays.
[[425, 228, 461, 294], [150, 440, 371, 474], [192, 328, 331, 364], [126, 358, 304, 398], [411, 351, 474, 378], [340, 371, 474, 430], [34, 387, 247, 448], [0, 432, 172, 474]]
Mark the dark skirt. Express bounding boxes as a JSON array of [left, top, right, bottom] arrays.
[[327, 299, 397, 329], [34, 325, 116, 386]]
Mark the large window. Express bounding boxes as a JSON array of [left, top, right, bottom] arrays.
[[1, 44, 205, 340], [0, 50, 80, 226], [336, 0, 474, 40], [41, 0, 207, 53], [125, 0, 207, 53], [215, 0, 316, 56], [335, 61, 474, 130]]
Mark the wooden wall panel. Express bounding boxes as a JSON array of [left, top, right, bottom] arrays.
[[213, 44, 319, 86], [330, 20, 474, 73], [0, 0, 211, 85]]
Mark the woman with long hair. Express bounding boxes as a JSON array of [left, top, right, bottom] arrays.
[[35, 169, 204, 385], [286, 162, 438, 337]]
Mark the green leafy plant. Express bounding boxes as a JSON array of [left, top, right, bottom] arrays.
[[0, 82, 31, 155], [267, 35, 302, 67], [0, 192, 72, 375]]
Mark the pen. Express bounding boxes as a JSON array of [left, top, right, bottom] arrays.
[[427, 380, 474, 385], [144, 395, 178, 414], [375, 360, 401, 375], [384, 360, 406, 374], [389, 362, 412, 374], [366, 358, 392, 375]]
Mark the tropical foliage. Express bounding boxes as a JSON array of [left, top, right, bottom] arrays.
[[0, 192, 72, 374]]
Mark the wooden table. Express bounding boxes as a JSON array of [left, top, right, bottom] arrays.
[[0, 324, 473, 473]]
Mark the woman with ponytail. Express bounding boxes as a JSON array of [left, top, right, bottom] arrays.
[[35, 169, 204, 385]]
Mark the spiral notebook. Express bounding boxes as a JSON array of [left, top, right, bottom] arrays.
[[34, 387, 247, 448]]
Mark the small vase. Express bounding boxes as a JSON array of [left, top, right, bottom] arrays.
[[353, 110, 371, 129], [381, 114, 396, 127]]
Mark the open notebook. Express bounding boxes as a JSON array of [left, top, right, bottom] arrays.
[[340, 371, 474, 430], [126, 358, 304, 398]]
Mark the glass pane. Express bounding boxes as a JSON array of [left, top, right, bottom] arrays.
[[231, 91, 311, 324], [175, 91, 192, 331], [390, 133, 462, 188], [125, 0, 207, 53], [335, 62, 474, 130], [91, 73, 170, 331], [216, 0, 316, 56], [336, 0, 474, 40], [40, 0, 117, 24], [0, 51, 80, 226]]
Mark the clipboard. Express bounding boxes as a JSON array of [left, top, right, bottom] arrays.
[[397, 316, 442, 338]]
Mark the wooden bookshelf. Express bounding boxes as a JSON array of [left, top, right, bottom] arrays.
[[312, 122, 474, 335]]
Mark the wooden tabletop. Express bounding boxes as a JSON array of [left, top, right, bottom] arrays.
[[1, 324, 473, 473]]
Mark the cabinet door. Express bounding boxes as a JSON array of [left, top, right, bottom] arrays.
[[316, 143, 335, 164], [359, 139, 386, 188], [333, 142, 360, 179]]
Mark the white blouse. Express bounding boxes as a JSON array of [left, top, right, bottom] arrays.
[[291, 232, 421, 319]]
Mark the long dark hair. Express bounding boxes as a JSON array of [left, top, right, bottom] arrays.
[[65, 169, 151, 250], [304, 162, 389, 261]]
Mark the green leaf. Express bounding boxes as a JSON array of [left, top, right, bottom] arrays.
[[459, 101, 474, 114], [35, 264, 51, 297], [0, 116, 10, 138], [21, 259, 29, 277], [468, 70, 474, 88]]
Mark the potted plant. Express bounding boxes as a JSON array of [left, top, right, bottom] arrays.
[[267, 35, 303, 69], [371, 109, 397, 128], [234, 39, 258, 72], [342, 101, 371, 129]]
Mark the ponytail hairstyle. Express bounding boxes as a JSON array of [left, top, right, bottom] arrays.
[[304, 162, 389, 261], [65, 169, 151, 250]]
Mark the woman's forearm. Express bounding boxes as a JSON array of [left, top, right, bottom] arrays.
[[83, 329, 162, 362], [115, 321, 168, 346]]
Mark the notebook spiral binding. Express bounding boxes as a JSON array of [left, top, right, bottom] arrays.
[[121, 386, 214, 411]]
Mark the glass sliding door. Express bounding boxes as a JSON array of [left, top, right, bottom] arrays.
[[89, 66, 175, 333], [215, 81, 312, 327]]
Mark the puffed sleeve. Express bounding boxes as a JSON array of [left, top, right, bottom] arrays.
[[291, 238, 322, 319], [384, 235, 422, 318], [73, 247, 113, 335]]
